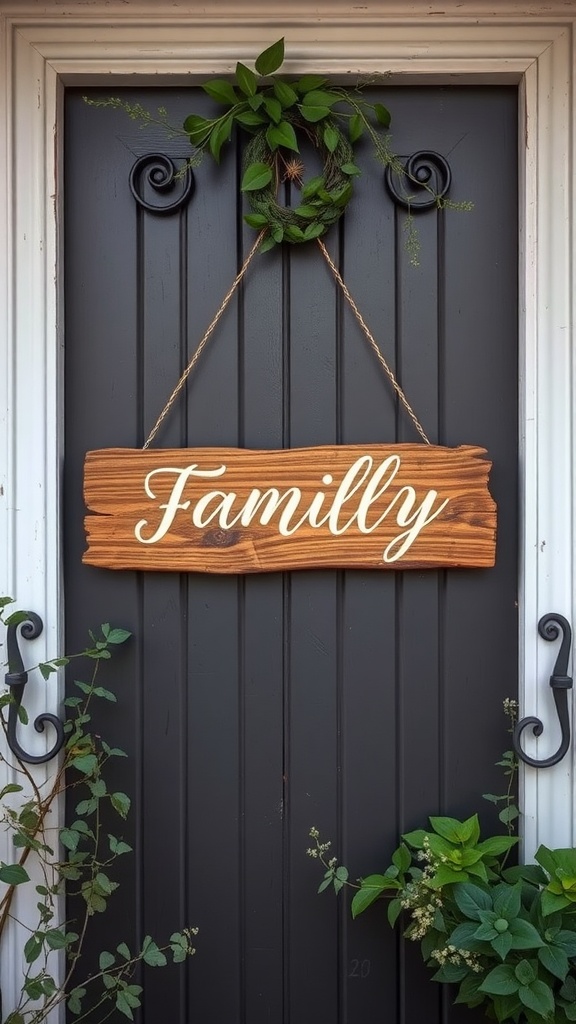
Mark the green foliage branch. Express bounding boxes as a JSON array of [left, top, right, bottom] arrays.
[[0, 597, 196, 1024], [308, 701, 576, 1023], [86, 38, 470, 258]]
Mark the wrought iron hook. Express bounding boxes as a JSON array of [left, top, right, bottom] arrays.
[[513, 613, 573, 768], [5, 612, 65, 765]]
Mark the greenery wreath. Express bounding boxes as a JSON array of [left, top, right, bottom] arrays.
[[87, 37, 470, 256], [241, 120, 355, 250]]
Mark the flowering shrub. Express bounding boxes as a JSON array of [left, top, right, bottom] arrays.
[[308, 704, 576, 1022]]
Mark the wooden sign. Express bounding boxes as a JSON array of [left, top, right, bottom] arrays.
[[82, 445, 496, 573]]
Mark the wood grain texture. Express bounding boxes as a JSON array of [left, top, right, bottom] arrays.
[[83, 445, 497, 572]]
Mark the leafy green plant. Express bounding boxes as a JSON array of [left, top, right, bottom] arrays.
[[86, 38, 471, 257], [0, 597, 196, 1023], [308, 701, 576, 1023]]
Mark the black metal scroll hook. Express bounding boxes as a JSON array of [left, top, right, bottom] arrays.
[[5, 612, 65, 765], [513, 613, 573, 768]]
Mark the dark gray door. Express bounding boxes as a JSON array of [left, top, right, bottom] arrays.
[[64, 84, 518, 1023]]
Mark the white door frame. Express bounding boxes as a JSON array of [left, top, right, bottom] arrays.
[[0, 1, 574, 1013]]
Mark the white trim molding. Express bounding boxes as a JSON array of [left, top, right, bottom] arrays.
[[0, 1, 574, 1014]]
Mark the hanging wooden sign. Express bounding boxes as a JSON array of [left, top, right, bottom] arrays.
[[82, 444, 496, 573]]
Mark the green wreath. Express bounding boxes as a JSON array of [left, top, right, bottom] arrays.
[[241, 121, 355, 250], [89, 37, 468, 256]]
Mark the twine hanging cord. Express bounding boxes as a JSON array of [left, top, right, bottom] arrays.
[[143, 231, 264, 449], [317, 240, 430, 445], [143, 232, 430, 449]]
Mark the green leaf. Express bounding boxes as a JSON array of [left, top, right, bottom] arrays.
[[301, 175, 325, 200], [538, 943, 570, 980], [16, 704, 28, 725], [183, 114, 212, 147], [493, 883, 522, 919], [428, 864, 470, 888], [499, 804, 519, 825], [351, 876, 390, 918], [71, 753, 98, 775], [479, 964, 520, 996], [24, 979, 44, 1001], [263, 96, 282, 124], [532, 847, 557, 880], [301, 90, 341, 108], [271, 225, 284, 243], [541, 889, 571, 916], [24, 935, 43, 963], [323, 124, 340, 153], [92, 686, 116, 702], [537, 845, 576, 878], [244, 213, 269, 228], [266, 121, 299, 152], [554, 929, 576, 956], [117, 942, 131, 960], [388, 897, 402, 927], [476, 835, 518, 857], [241, 162, 273, 192], [90, 779, 106, 798], [108, 834, 132, 855], [454, 973, 485, 1007], [429, 815, 478, 845], [202, 79, 238, 106], [317, 875, 334, 893], [401, 829, 428, 849], [492, 931, 514, 960], [258, 235, 277, 253], [75, 798, 97, 815], [374, 102, 391, 127], [515, 959, 537, 985], [431, 962, 468, 983], [491, 994, 524, 1020], [99, 950, 116, 970], [296, 75, 328, 94], [39, 661, 55, 680], [273, 80, 298, 107], [518, 979, 555, 1017], [298, 104, 331, 123], [116, 991, 135, 1020], [248, 93, 264, 111], [294, 205, 320, 219], [254, 38, 285, 76], [341, 163, 361, 176], [508, 919, 545, 949], [453, 883, 492, 920], [142, 935, 168, 967], [63, 696, 83, 707], [349, 113, 364, 143], [235, 62, 257, 97], [302, 222, 325, 241], [45, 928, 68, 950], [104, 627, 131, 644], [0, 862, 30, 885], [111, 792, 131, 818], [448, 921, 487, 951], [392, 844, 412, 874], [235, 111, 266, 128], [209, 114, 234, 163], [560, 975, 576, 1002], [284, 224, 305, 241], [101, 743, 127, 757]]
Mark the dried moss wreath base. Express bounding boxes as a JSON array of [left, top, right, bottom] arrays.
[[87, 38, 471, 255]]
